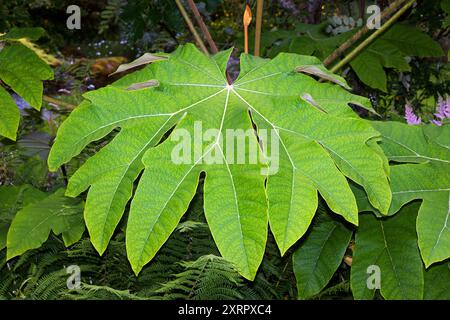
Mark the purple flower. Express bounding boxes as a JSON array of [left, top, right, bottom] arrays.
[[226, 53, 240, 83], [431, 120, 442, 126], [279, 0, 300, 15], [41, 109, 56, 123], [404, 104, 422, 125], [12, 94, 31, 111], [434, 95, 450, 120]]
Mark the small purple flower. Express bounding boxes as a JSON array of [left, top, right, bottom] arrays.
[[431, 120, 442, 126], [279, 0, 300, 15], [12, 94, 31, 111], [434, 95, 450, 120], [404, 104, 422, 125], [41, 109, 56, 123], [226, 53, 240, 83]]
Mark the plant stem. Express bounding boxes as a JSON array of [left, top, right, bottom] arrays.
[[329, 0, 416, 73], [243, 4, 252, 54], [174, 0, 209, 55], [186, 0, 218, 53], [323, 0, 408, 67], [254, 0, 264, 56]]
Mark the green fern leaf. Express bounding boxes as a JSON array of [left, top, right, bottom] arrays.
[[48, 44, 391, 280]]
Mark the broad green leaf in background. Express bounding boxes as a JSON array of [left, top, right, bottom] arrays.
[[266, 23, 355, 59], [372, 121, 449, 165], [266, 24, 444, 92], [351, 202, 424, 300], [0, 224, 7, 251], [0, 44, 53, 109], [390, 163, 449, 267], [372, 122, 450, 267], [443, 0, 450, 28], [6, 188, 85, 260], [0, 85, 19, 140], [423, 124, 450, 149], [0, 27, 45, 41], [350, 24, 444, 91], [0, 33, 53, 140], [424, 261, 450, 300], [350, 51, 388, 91], [0, 184, 46, 250], [293, 211, 352, 299], [48, 44, 391, 279]]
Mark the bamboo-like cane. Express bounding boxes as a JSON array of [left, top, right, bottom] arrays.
[[324, 0, 408, 67], [186, 0, 218, 53], [243, 4, 252, 54], [330, 0, 416, 73], [254, 0, 264, 56], [175, 0, 209, 55]]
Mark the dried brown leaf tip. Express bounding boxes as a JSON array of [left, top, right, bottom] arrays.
[[126, 80, 160, 91], [110, 53, 167, 76], [296, 65, 349, 89]]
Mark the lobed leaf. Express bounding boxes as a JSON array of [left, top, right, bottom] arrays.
[[372, 122, 450, 267], [48, 44, 391, 279], [6, 189, 85, 260], [293, 212, 352, 299], [351, 202, 424, 300]]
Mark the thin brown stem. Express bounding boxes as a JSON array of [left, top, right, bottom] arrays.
[[243, 4, 252, 54], [186, 0, 218, 53], [174, 0, 209, 55], [254, 0, 264, 56]]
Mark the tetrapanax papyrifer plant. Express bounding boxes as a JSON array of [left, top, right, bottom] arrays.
[[48, 44, 391, 279]]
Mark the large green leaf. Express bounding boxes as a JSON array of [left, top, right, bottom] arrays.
[[372, 121, 449, 165], [0, 85, 20, 141], [0, 44, 53, 109], [6, 188, 85, 260], [350, 50, 388, 92], [351, 202, 424, 300], [0, 42, 53, 140], [0, 184, 47, 250], [424, 261, 450, 300], [351, 24, 443, 91], [293, 211, 352, 299], [380, 24, 444, 58], [48, 44, 390, 279], [372, 122, 450, 267]]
